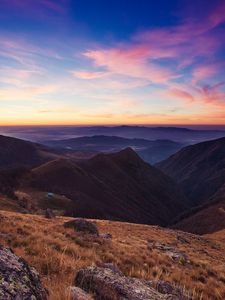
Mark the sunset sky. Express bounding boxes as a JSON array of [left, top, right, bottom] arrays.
[[0, 0, 225, 125]]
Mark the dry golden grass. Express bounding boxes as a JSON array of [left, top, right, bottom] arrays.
[[0, 210, 224, 300]]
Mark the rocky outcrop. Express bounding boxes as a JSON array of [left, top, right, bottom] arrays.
[[95, 263, 123, 275], [69, 286, 94, 300], [148, 241, 190, 264], [73, 266, 191, 300], [64, 219, 99, 235], [0, 245, 48, 300]]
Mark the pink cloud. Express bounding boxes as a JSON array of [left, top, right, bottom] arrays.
[[133, 2, 225, 68], [192, 65, 219, 82], [168, 88, 195, 103], [78, 1, 225, 115], [83, 46, 176, 83], [209, 1, 225, 28], [199, 82, 225, 105]]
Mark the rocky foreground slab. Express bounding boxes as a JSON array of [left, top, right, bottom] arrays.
[[72, 265, 191, 300], [0, 245, 48, 300]]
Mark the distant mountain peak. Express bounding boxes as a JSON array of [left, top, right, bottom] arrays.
[[110, 147, 143, 164]]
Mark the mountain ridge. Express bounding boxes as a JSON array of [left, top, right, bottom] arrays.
[[19, 147, 187, 225], [157, 137, 225, 206]]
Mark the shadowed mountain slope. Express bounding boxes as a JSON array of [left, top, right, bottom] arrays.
[[157, 137, 225, 206], [0, 135, 57, 170], [22, 148, 187, 225], [173, 197, 225, 235]]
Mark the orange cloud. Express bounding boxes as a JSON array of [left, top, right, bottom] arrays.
[[71, 70, 109, 79]]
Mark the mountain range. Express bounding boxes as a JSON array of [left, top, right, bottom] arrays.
[[1, 132, 225, 234], [43, 135, 183, 164], [1, 125, 225, 143], [19, 147, 187, 225]]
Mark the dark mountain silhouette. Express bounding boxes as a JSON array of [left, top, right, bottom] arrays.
[[21, 148, 187, 225], [43, 135, 183, 164], [157, 137, 225, 207], [0, 135, 58, 170]]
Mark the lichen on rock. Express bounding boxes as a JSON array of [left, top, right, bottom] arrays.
[[0, 245, 48, 300]]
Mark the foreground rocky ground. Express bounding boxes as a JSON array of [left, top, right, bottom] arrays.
[[0, 210, 224, 299]]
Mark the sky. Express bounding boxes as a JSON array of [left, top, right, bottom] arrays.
[[0, 0, 225, 125]]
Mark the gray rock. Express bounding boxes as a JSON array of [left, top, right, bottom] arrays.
[[156, 281, 192, 299], [64, 219, 99, 235], [96, 262, 123, 275], [0, 245, 48, 300], [148, 241, 190, 264], [69, 286, 94, 300], [74, 266, 188, 300]]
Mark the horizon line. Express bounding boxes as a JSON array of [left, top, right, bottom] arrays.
[[1, 124, 225, 127]]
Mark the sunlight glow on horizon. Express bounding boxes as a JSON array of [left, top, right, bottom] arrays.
[[0, 0, 225, 126]]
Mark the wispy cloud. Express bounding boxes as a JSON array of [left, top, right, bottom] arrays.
[[83, 46, 176, 84], [167, 88, 195, 103], [0, 0, 225, 125], [78, 0, 225, 112], [71, 70, 109, 79], [0, 0, 68, 17]]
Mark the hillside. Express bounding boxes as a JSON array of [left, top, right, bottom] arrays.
[[20, 148, 187, 226], [43, 135, 183, 164], [157, 137, 225, 206], [173, 184, 225, 235], [0, 135, 57, 170], [0, 210, 224, 300]]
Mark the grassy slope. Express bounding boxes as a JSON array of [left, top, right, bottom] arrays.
[[0, 210, 224, 300]]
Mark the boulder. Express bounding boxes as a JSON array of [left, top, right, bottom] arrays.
[[0, 245, 48, 300], [74, 266, 189, 300], [64, 219, 99, 235], [45, 208, 55, 219], [69, 286, 94, 300]]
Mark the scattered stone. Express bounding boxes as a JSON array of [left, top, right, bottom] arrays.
[[99, 233, 112, 240], [74, 266, 190, 299], [148, 241, 190, 264], [45, 208, 55, 219], [64, 219, 99, 235], [96, 262, 123, 275], [156, 281, 191, 299], [177, 235, 190, 244], [69, 286, 94, 300], [0, 245, 48, 300]]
